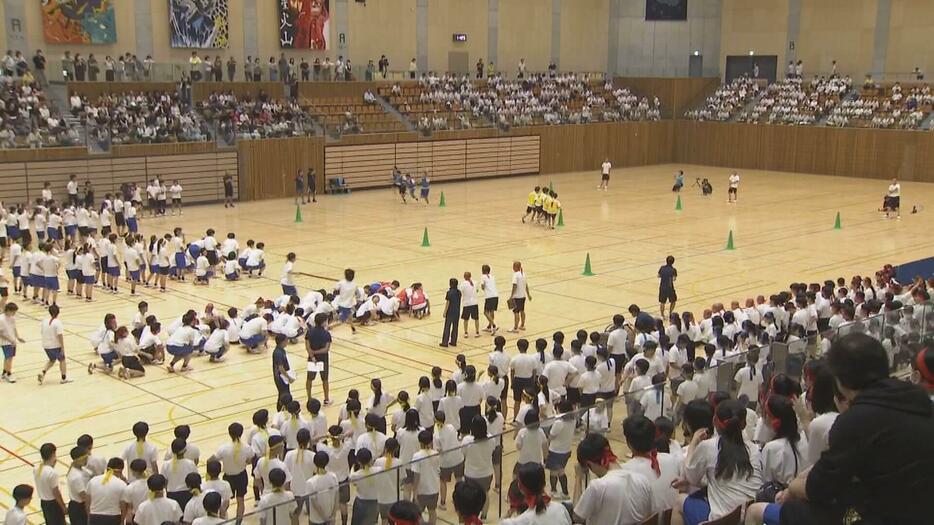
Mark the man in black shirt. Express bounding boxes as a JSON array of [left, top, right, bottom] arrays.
[[304, 313, 332, 404], [657, 255, 677, 317], [32, 50, 47, 88], [439, 278, 461, 348]]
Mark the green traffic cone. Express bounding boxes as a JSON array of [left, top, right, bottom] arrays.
[[834, 212, 841, 230], [294, 205, 303, 223], [725, 230, 735, 250], [675, 195, 682, 211], [581, 253, 595, 276], [421, 227, 430, 248], [439, 192, 446, 208], [557, 209, 565, 227], [549, 181, 554, 192]]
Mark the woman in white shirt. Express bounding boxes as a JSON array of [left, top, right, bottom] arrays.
[[803, 363, 838, 465], [115, 326, 145, 379], [457, 365, 484, 434], [461, 416, 496, 519], [672, 400, 761, 525], [759, 395, 809, 485], [366, 378, 394, 434], [501, 463, 571, 525], [166, 311, 200, 373]]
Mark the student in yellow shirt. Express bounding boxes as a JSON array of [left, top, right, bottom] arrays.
[[550, 192, 562, 230], [542, 192, 554, 228], [521, 186, 541, 224]]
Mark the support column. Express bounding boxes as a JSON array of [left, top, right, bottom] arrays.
[[4, 0, 28, 53], [551, 0, 561, 69], [871, 0, 892, 76], [488, 0, 499, 69], [134, 0, 154, 59], [334, 0, 349, 57], [243, 0, 258, 59], [785, 0, 801, 68], [416, 0, 428, 71], [607, 0, 620, 76]]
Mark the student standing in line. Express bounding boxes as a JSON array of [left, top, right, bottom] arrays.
[[34, 443, 67, 525], [38, 304, 71, 384], [508, 261, 531, 333], [480, 264, 499, 334], [209, 423, 255, 524], [65, 446, 91, 525], [598, 158, 611, 190], [305, 313, 333, 405], [460, 272, 480, 338], [170, 180, 183, 216], [440, 278, 462, 348], [658, 255, 678, 318]]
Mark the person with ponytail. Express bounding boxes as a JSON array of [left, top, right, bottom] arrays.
[[484, 396, 506, 492], [181, 472, 205, 523], [671, 400, 761, 525], [398, 409, 424, 496], [284, 428, 316, 516], [461, 416, 496, 520], [410, 429, 441, 524], [306, 451, 339, 525], [208, 423, 254, 523], [366, 377, 395, 435], [620, 415, 679, 513], [533, 338, 551, 367], [429, 366, 445, 413], [256, 468, 297, 525], [340, 399, 366, 444], [133, 474, 182, 525], [458, 365, 484, 435], [499, 463, 569, 524], [453, 478, 486, 525], [356, 413, 389, 463], [349, 448, 381, 525], [200, 460, 232, 518], [253, 435, 289, 496], [761, 395, 809, 486], [481, 365, 506, 412], [439, 379, 464, 433], [86, 457, 127, 525], [162, 438, 197, 509], [390, 391, 413, 433], [416, 377, 436, 428], [320, 425, 353, 524], [545, 400, 575, 500], [514, 411, 548, 474], [374, 438, 402, 522], [460, 271, 481, 339], [120, 421, 159, 475], [911, 345, 934, 401], [733, 347, 763, 410], [488, 335, 512, 418], [433, 410, 464, 511]]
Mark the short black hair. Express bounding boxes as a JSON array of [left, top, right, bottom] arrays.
[[388, 501, 421, 523], [683, 399, 714, 435], [622, 416, 655, 453], [268, 468, 287, 488], [453, 478, 486, 518], [202, 491, 222, 514], [827, 333, 889, 390], [147, 474, 167, 492], [576, 432, 611, 465], [11, 484, 33, 501]]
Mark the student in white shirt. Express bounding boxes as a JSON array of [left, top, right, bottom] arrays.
[[727, 171, 740, 203], [620, 416, 680, 514], [509, 338, 541, 417], [4, 484, 33, 525], [598, 158, 611, 190], [87, 458, 129, 523], [480, 264, 499, 333], [170, 181, 183, 216], [803, 363, 839, 466], [38, 305, 71, 384], [192, 492, 225, 525], [759, 395, 809, 485], [574, 433, 654, 524], [306, 452, 339, 525], [121, 460, 150, 519], [208, 423, 254, 523], [410, 430, 441, 523], [461, 417, 496, 518], [349, 448, 382, 524], [502, 463, 571, 525], [733, 348, 763, 410], [256, 468, 295, 525], [508, 261, 531, 333], [203, 320, 230, 362], [166, 311, 201, 372], [34, 443, 67, 525], [245, 242, 266, 278], [545, 404, 576, 500], [672, 400, 762, 525], [459, 272, 481, 338], [194, 249, 211, 285]]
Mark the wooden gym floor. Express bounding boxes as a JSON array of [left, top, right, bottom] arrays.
[[2, 164, 932, 524]]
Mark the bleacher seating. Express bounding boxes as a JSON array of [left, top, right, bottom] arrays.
[[685, 76, 762, 122], [0, 79, 80, 149], [300, 96, 407, 135], [738, 76, 851, 125], [197, 91, 315, 140], [826, 82, 932, 129], [74, 90, 210, 145]]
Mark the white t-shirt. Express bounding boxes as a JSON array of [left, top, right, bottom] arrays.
[[729, 173, 740, 188], [34, 464, 60, 501], [281, 262, 294, 286], [542, 360, 576, 396], [619, 454, 680, 514], [733, 365, 763, 402], [3, 507, 26, 525], [87, 475, 128, 515], [334, 280, 358, 308], [501, 502, 572, 525], [601, 161, 611, 175], [511, 271, 528, 299], [410, 449, 441, 496], [305, 472, 339, 523], [461, 435, 495, 478], [573, 468, 654, 525], [481, 274, 498, 298], [213, 442, 254, 475], [683, 437, 762, 520], [761, 434, 810, 485], [135, 497, 182, 525], [806, 412, 838, 465], [257, 490, 296, 525], [510, 353, 541, 379], [888, 183, 900, 197], [283, 449, 316, 497], [40, 317, 64, 350], [515, 427, 547, 465], [459, 280, 478, 307], [121, 479, 148, 511]]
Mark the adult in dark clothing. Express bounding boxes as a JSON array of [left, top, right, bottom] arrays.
[[440, 278, 461, 348], [658, 255, 677, 317], [32, 50, 47, 87], [777, 333, 934, 525]]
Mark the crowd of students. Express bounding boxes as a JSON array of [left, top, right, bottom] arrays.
[[3, 242, 931, 525], [69, 91, 211, 145], [0, 81, 81, 149]]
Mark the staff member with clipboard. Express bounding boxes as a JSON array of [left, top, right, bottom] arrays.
[[305, 313, 333, 405]]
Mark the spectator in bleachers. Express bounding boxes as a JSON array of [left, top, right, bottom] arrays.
[[74, 53, 87, 81], [379, 55, 389, 79], [686, 76, 760, 122], [199, 91, 312, 139], [78, 90, 209, 145], [0, 80, 76, 148], [363, 90, 377, 105]]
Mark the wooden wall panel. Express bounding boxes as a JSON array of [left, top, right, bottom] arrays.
[[237, 137, 326, 200], [0, 164, 28, 203], [614, 77, 720, 118]]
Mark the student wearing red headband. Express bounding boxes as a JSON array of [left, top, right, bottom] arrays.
[[671, 400, 761, 525], [452, 479, 486, 525], [387, 500, 421, 525], [573, 433, 654, 524], [619, 415, 680, 514], [501, 463, 570, 524], [913, 346, 934, 400]]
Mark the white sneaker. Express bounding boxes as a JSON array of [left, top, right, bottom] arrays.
[[2, 375, 15, 383], [60, 378, 74, 384]]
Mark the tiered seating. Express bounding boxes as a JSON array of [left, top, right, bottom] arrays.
[[196, 91, 315, 140], [826, 82, 933, 129], [75, 90, 210, 145], [739, 76, 851, 125], [0, 80, 80, 149], [685, 76, 762, 121], [378, 74, 661, 131], [301, 96, 408, 135]]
